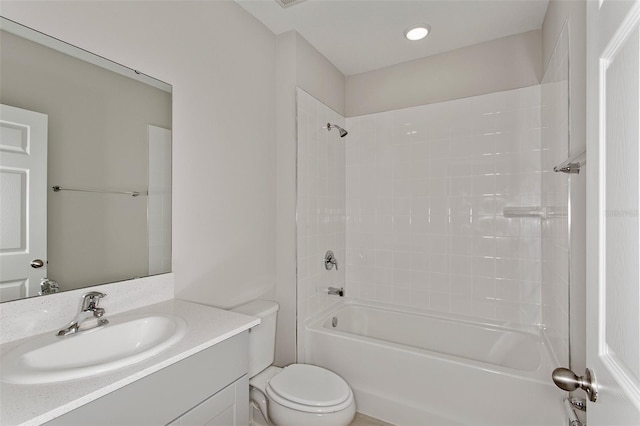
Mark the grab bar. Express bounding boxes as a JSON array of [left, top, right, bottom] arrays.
[[553, 151, 586, 174], [52, 185, 146, 197]]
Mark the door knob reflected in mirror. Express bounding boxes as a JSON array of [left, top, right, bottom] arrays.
[[30, 259, 45, 269], [552, 367, 598, 402]]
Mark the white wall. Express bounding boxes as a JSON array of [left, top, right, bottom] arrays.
[[275, 31, 345, 365], [542, 0, 587, 372], [346, 30, 542, 117], [1, 1, 278, 308]]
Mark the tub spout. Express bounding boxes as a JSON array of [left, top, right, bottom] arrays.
[[328, 287, 344, 297]]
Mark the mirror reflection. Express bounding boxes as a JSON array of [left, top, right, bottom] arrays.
[[0, 17, 172, 302]]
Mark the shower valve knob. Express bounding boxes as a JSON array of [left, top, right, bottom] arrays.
[[324, 250, 338, 270]]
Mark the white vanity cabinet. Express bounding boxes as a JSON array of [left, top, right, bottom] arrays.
[[45, 332, 249, 426]]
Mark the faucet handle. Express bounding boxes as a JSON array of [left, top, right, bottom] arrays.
[[81, 291, 106, 311], [57, 292, 108, 337]]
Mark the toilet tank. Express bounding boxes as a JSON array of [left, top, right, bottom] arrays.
[[230, 300, 279, 377]]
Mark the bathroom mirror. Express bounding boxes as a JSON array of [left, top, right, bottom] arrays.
[[0, 17, 172, 302]]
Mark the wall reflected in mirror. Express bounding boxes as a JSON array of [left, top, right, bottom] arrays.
[[0, 17, 172, 302]]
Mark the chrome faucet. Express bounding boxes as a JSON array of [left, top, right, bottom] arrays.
[[39, 277, 59, 295], [57, 292, 108, 336]]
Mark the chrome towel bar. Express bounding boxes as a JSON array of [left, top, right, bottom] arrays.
[[52, 185, 146, 197]]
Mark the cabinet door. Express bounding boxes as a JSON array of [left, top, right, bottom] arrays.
[[168, 375, 249, 426]]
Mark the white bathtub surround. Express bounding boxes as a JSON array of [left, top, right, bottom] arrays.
[[0, 298, 259, 426], [540, 23, 571, 367], [296, 88, 347, 359], [305, 298, 565, 425], [0, 273, 174, 345], [345, 86, 543, 326], [294, 87, 567, 425]]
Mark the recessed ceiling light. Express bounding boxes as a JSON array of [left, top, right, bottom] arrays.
[[404, 25, 431, 41]]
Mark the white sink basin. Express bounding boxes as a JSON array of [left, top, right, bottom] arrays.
[[1, 314, 188, 384]]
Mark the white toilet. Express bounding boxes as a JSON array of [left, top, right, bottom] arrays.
[[231, 300, 356, 426]]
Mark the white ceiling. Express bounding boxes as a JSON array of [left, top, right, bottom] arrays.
[[235, 0, 550, 76]]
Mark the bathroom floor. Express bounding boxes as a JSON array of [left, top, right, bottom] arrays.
[[349, 413, 395, 426], [250, 405, 393, 426]]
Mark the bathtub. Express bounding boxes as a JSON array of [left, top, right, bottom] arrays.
[[304, 299, 565, 426]]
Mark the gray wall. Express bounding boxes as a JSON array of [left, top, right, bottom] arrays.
[[346, 30, 543, 116]]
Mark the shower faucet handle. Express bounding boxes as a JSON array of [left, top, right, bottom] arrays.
[[325, 250, 338, 270]]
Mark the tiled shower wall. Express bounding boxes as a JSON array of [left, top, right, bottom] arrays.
[[345, 86, 544, 325], [296, 88, 346, 358], [541, 24, 570, 365]]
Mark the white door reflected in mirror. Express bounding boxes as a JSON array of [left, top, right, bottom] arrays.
[[0, 104, 48, 302]]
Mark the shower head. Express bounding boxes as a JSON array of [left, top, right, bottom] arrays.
[[326, 123, 348, 138]]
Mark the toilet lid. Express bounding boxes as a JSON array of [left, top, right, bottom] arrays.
[[266, 364, 351, 408]]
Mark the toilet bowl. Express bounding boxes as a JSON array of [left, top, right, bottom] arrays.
[[251, 365, 355, 426], [231, 300, 356, 426]]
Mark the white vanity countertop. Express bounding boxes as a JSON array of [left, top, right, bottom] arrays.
[[0, 299, 260, 426]]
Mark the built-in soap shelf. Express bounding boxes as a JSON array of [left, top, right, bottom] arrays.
[[553, 151, 586, 174], [503, 206, 568, 219]]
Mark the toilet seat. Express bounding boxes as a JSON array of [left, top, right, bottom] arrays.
[[265, 364, 353, 414]]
